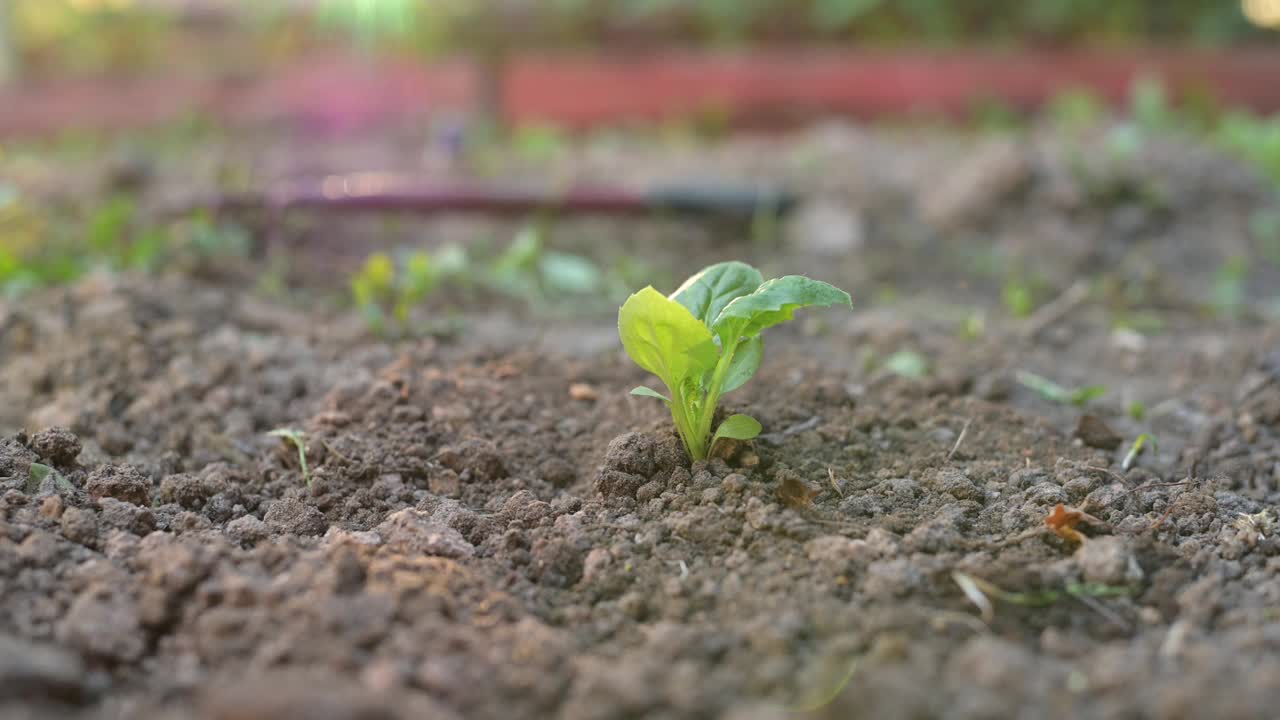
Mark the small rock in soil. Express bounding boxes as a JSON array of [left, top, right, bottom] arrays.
[[539, 457, 576, 488], [264, 498, 328, 537], [1076, 414, 1123, 451], [805, 535, 868, 573], [57, 590, 145, 664], [376, 508, 475, 558], [1075, 536, 1143, 585], [158, 473, 211, 509], [530, 536, 584, 588], [600, 431, 686, 481], [434, 438, 506, 483], [60, 507, 99, 547], [17, 530, 62, 566], [97, 497, 156, 536], [0, 634, 92, 705], [225, 515, 272, 547], [29, 427, 82, 466], [84, 464, 151, 507]]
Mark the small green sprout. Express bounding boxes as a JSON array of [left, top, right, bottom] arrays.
[[268, 428, 312, 489], [1127, 400, 1146, 421], [1002, 279, 1035, 319], [884, 350, 929, 379], [351, 248, 468, 336], [619, 261, 851, 460], [954, 571, 1134, 623], [1016, 371, 1107, 407], [26, 463, 75, 495], [1122, 433, 1156, 471]]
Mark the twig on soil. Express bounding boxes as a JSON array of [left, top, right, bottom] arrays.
[[1083, 465, 1128, 484], [947, 418, 972, 461], [1020, 280, 1090, 340], [320, 438, 354, 465], [1121, 480, 1197, 497], [827, 467, 845, 498], [758, 416, 821, 445], [1072, 592, 1131, 632]]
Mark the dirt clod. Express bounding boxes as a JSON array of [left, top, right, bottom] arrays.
[[225, 514, 272, 546], [84, 464, 151, 507], [375, 508, 475, 558], [29, 427, 82, 466], [0, 634, 92, 705], [264, 498, 328, 536], [60, 507, 99, 547], [57, 590, 145, 664], [1075, 536, 1143, 585]]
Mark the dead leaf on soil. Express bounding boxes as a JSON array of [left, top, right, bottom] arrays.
[[1045, 504, 1088, 544], [569, 383, 598, 401], [778, 475, 820, 509]]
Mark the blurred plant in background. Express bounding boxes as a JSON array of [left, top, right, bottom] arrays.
[[0, 0, 1272, 82]]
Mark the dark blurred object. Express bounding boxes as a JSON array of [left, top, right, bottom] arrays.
[[207, 174, 796, 221]]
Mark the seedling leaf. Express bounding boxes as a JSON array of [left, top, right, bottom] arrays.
[[630, 386, 670, 403], [1122, 433, 1156, 471], [714, 275, 852, 343], [712, 414, 762, 444], [719, 335, 762, 394], [618, 287, 718, 392], [670, 260, 763, 326], [1016, 371, 1107, 406], [540, 251, 601, 294], [268, 428, 312, 489], [884, 349, 929, 378], [27, 463, 74, 494]]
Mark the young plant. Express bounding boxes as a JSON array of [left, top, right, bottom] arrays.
[[1016, 371, 1107, 407], [619, 261, 851, 460], [267, 428, 312, 489]]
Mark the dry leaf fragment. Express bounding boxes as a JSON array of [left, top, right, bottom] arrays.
[[778, 475, 820, 509], [1045, 503, 1087, 544]]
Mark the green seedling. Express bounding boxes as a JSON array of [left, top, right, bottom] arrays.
[[488, 225, 602, 301], [1001, 279, 1035, 319], [351, 252, 396, 334], [1122, 433, 1156, 471], [268, 428, 312, 489], [959, 311, 986, 341], [884, 349, 929, 379], [953, 571, 1133, 623], [619, 261, 851, 460], [351, 248, 468, 336], [1127, 400, 1146, 421], [26, 463, 75, 495], [1016, 371, 1107, 407]]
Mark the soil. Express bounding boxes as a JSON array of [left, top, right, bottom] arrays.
[[3, 123, 1280, 719]]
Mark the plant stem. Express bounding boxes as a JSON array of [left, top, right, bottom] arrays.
[[690, 341, 738, 460]]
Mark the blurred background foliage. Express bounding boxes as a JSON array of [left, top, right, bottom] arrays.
[[2, 0, 1272, 80]]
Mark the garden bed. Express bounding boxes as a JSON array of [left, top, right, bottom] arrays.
[[2, 122, 1280, 718]]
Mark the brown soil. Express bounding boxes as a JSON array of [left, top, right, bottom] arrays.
[[3, 124, 1280, 719]]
